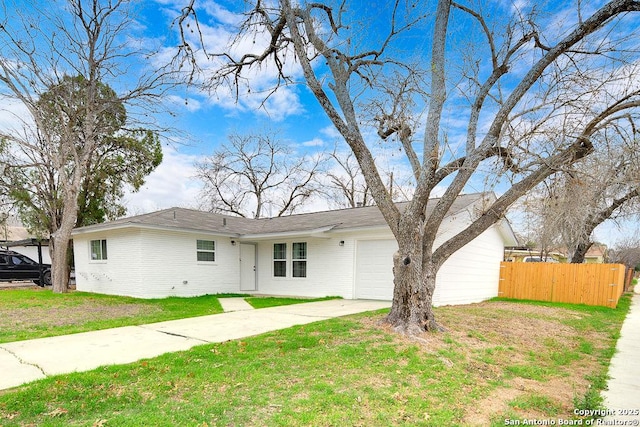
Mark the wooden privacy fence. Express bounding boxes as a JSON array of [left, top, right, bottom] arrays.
[[498, 262, 627, 308]]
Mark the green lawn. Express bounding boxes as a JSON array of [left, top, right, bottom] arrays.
[[0, 288, 336, 343], [245, 296, 338, 309], [0, 294, 631, 426]]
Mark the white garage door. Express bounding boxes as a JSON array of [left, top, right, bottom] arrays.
[[355, 240, 397, 300]]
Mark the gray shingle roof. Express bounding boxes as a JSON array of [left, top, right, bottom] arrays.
[[72, 208, 256, 236], [72, 193, 487, 237]]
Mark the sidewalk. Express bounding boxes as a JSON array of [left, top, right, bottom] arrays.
[[217, 297, 255, 312], [601, 288, 640, 423], [0, 299, 390, 390]]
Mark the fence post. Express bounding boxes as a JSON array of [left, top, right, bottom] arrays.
[[624, 267, 633, 292]]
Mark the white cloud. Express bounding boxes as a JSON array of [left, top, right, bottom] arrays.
[[202, 1, 243, 26], [152, 1, 306, 121], [301, 137, 325, 147], [122, 145, 202, 214], [320, 125, 341, 139], [240, 86, 304, 122], [0, 99, 32, 132]]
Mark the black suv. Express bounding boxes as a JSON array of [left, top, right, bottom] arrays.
[[0, 250, 52, 286]]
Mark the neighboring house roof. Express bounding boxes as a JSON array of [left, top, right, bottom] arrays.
[[1, 216, 37, 243], [504, 247, 566, 256], [1, 225, 30, 242], [505, 243, 609, 263], [585, 243, 607, 259], [72, 192, 517, 244]]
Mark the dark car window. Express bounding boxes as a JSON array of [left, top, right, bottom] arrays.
[[11, 255, 35, 265], [0, 255, 7, 265]]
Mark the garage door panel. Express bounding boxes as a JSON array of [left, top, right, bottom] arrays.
[[355, 240, 397, 300]]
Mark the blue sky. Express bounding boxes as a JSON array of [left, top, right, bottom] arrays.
[[110, 0, 640, 245], [124, 0, 475, 206], [122, 0, 347, 212], [119, 0, 446, 218], [1, 0, 638, 246]]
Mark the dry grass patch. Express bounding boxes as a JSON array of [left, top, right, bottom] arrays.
[[353, 298, 627, 425], [4, 303, 160, 329]]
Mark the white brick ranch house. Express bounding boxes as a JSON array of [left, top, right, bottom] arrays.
[[71, 193, 517, 305]]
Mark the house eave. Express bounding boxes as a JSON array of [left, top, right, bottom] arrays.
[[330, 224, 391, 235], [495, 219, 518, 247], [71, 222, 241, 238], [239, 224, 338, 241]]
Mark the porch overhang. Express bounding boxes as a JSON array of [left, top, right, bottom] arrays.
[[239, 224, 338, 241]]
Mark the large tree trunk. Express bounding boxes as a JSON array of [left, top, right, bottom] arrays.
[[384, 217, 443, 334], [50, 178, 81, 293], [570, 241, 593, 264], [50, 235, 71, 293], [386, 253, 442, 334], [51, 215, 76, 293]]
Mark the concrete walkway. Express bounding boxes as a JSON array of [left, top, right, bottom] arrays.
[[0, 299, 390, 391], [601, 287, 640, 423], [218, 297, 255, 312]]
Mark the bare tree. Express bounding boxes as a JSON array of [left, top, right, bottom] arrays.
[[566, 145, 640, 263], [510, 186, 565, 261], [518, 139, 640, 263], [176, 0, 640, 333], [322, 148, 374, 209], [196, 132, 322, 218], [610, 237, 640, 270], [0, 0, 170, 292], [1, 76, 163, 236], [323, 148, 412, 208]]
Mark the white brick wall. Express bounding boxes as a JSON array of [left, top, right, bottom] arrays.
[[74, 228, 240, 298], [73, 229, 143, 297]]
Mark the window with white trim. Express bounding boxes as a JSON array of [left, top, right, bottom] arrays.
[[292, 242, 307, 278], [90, 239, 108, 260], [273, 243, 286, 277], [197, 240, 215, 262]]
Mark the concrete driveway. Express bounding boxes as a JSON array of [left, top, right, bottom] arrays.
[[0, 299, 390, 390]]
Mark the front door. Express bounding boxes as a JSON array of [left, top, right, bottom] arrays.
[[240, 243, 257, 291]]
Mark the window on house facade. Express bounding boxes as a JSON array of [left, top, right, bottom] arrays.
[[273, 243, 286, 277], [292, 242, 307, 278], [197, 240, 216, 262], [90, 239, 108, 260]]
